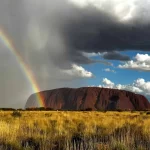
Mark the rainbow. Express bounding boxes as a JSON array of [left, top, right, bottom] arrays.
[[0, 28, 45, 107]]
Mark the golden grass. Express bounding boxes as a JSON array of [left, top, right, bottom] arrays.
[[0, 111, 150, 149]]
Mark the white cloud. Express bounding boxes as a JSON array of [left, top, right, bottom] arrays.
[[118, 53, 150, 71], [115, 83, 143, 93], [103, 68, 116, 73], [62, 64, 94, 78], [135, 53, 150, 62], [102, 78, 115, 88], [133, 78, 150, 95], [98, 78, 150, 95]]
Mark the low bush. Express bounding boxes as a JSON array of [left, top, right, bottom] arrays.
[[0, 108, 16, 111], [146, 112, 150, 115], [11, 111, 22, 117]]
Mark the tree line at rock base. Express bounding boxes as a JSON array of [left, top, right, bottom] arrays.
[[0, 107, 150, 112]]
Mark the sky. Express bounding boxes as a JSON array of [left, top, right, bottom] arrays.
[[0, 0, 150, 108]]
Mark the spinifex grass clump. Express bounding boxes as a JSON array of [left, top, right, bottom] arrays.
[[0, 111, 150, 149]]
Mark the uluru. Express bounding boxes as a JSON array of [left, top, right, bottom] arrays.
[[25, 87, 150, 111]]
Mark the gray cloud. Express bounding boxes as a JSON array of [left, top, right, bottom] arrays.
[[62, 4, 150, 53], [102, 52, 131, 61], [1, 0, 150, 107]]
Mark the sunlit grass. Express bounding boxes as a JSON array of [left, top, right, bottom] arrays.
[[0, 111, 150, 149]]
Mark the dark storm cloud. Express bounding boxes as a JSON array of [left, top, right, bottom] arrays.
[[102, 52, 131, 61], [68, 51, 112, 66], [60, 5, 150, 53]]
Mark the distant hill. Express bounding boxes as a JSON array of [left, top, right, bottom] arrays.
[[25, 87, 150, 111]]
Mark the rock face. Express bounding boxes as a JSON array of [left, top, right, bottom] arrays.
[[25, 87, 150, 110]]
